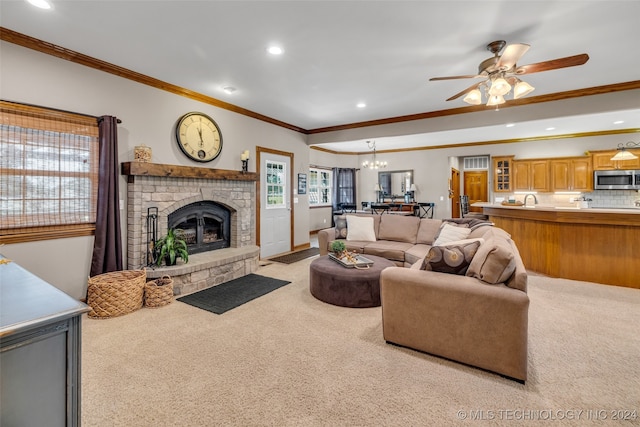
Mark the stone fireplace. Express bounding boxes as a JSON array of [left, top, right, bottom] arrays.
[[122, 162, 259, 295], [168, 201, 231, 254]]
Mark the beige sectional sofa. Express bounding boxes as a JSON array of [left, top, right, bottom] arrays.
[[317, 213, 529, 382]]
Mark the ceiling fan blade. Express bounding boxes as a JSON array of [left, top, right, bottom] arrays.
[[429, 75, 482, 81], [496, 43, 530, 70], [515, 53, 589, 75], [446, 81, 482, 101]]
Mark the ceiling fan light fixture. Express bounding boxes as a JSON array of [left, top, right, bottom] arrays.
[[486, 94, 505, 106], [488, 77, 511, 96], [514, 79, 535, 99], [463, 89, 482, 105]]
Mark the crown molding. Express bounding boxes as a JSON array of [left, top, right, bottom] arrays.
[[310, 128, 640, 155], [0, 27, 306, 134]]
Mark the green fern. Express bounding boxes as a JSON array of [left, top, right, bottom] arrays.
[[155, 228, 189, 266]]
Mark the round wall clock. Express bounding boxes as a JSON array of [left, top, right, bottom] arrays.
[[175, 112, 223, 162]]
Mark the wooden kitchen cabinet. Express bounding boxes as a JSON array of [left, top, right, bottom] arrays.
[[513, 159, 550, 192], [591, 149, 640, 170], [551, 156, 593, 191], [492, 156, 513, 192]]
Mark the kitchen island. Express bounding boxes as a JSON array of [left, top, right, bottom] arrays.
[[474, 203, 640, 288]]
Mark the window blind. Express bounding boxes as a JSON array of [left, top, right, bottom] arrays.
[[0, 101, 99, 243]]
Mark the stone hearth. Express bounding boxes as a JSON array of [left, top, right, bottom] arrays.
[[122, 162, 260, 295]]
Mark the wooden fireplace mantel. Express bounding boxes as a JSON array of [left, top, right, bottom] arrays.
[[121, 162, 259, 181]]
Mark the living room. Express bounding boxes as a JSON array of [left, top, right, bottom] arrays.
[[2, 33, 639, 297], [1, 1, 640, 425]]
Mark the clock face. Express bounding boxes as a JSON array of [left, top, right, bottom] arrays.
[[175, 112, 223, 162]]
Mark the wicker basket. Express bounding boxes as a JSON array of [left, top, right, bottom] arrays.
[[87, 270, 146, 319], [144, 275, 174, 308], [134, 144, 152, 162]]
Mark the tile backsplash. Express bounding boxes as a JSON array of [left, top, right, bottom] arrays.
[[497, 190, 640, 208], [581, 190, 640, 208]]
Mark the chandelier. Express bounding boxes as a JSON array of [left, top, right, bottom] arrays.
[[362, 141, 387, 169], [610, 141, 640, 161], [463, 73, 535, 107]]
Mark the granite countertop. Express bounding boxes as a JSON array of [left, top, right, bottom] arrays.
[[472, 202, 640, 214]]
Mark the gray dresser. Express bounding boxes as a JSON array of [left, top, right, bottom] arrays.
[[1, 254, 89, 426]]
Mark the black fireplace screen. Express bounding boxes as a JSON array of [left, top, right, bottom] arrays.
[[168, 201, 230, 254]]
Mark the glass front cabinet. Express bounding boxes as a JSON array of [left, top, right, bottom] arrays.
[[493, 156, 514, 192]]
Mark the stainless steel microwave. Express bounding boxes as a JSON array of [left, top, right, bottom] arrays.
[[593, 169, 640, 190]]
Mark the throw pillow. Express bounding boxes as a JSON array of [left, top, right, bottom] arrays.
[[433, 223, 472, 246], [422, 238, 482, 275], [466, 236, 516, 284], [346, 215, 376, 242], [334, 214, 348, 239]]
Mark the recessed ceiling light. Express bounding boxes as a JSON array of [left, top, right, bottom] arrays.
[[27, 0, 52, 9], [357, 102, 366, 108], [613, 120, 625, 124], [546, 127, 556, 131], [267, 46, 284, 55], [223, 86, 236, 94], [505, 123, 515, 128]]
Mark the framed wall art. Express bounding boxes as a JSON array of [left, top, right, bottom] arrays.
[[297, 173, 307, 195]]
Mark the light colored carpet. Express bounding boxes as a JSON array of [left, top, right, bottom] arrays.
[[82, 256, 640, 426]]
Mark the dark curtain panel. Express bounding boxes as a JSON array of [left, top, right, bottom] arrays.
[[90, 116, 123, 276], [332, 168, 357, 210]]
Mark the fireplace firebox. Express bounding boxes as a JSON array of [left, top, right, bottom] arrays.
[[168, 201, 230, 254]]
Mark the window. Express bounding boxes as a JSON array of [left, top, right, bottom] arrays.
[[309, 168, 332, 206], [0, 101, 99, 243], [463, 156, 489, 170], [265, 160, 286, 208]]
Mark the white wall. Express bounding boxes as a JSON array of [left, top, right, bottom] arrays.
[[0, 42, 309, 299]]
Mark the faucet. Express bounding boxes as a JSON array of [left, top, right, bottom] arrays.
[[523, 194, 538, 206]]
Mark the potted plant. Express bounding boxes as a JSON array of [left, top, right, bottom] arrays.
[[155, 228, 189, 266], [330, 240, 346, 258]]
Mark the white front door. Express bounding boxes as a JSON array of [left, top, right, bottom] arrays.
[[260, 152, 291, 258]]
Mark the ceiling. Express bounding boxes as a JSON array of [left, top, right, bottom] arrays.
[[1, 0, 639, 152]]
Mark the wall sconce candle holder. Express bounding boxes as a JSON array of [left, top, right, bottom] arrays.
[[241, 150, 250, 173]]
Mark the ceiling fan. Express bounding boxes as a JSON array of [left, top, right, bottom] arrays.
[[429, 40, 589, 106]]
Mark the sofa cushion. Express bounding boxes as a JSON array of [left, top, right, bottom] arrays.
[[433, 223, 472, 246], [422, 238, 482, 275], [416, 219, 443, 245], [334, 214, 348, 239], [346, 215, 376, 241], [466, 235, 516, 284], [342, 241, 368, 254], [404, 243, 432, 266], [377, 214, 420, 243], [468, 225, 495, 239], [363, 241, 414, 262], [442, 218, 494, 230]]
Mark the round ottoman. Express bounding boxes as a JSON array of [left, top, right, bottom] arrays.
[[309, 255, 396, 308]]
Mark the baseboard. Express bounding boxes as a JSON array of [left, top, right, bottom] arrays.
[[293, 242, 310, 252]]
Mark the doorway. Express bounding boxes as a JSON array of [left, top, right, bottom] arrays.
[[463, 171, 489, 213], [450, 168, 460, 218], [257, 147, 293, 258]]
